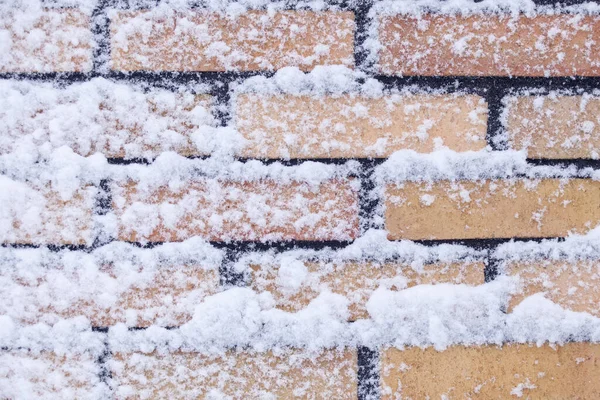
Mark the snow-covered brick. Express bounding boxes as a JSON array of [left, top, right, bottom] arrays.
[[110, 9, 355, 72], [0, 79, 216, 160], [375, 13, 600, 76], [0, 4, 93, 73], [503, 92, 600, 159]]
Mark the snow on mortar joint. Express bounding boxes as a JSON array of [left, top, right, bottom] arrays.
[[357, 346, 380, 400]]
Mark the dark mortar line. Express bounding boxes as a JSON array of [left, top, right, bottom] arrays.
[[358, 346, 380, 400], [353, 0, 374, 72], [92, 0, 111, 75], [485, 81, 506, 151], [359, 159, 382, 233]]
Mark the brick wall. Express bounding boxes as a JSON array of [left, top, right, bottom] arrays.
[[2, 1, 600, 399]]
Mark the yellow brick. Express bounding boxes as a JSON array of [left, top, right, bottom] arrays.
[[506, 260, 600, 316], [235, 94, 488, 158], [251, 261, 484, 320], [505, 95, 600, 159], [385, 179, 600, 240], [381, 344, 600, 399]]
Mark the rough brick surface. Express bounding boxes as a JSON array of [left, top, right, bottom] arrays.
[[381, 344, 600, 399], [114, 179, 360, 242], [385, 179, 600, 240], [378, 14, 600, 77], [505, 95, 600, 159], [2, 265, 219, 327], [0, 9, 93, 73], [110, 11, 355, 72], [0, 351, 104, 398], [506, 260, 600, 316], [0, 80, 214, 159], [251, 261, 484, 320], [2, 184, 95, 245], [235, 94, 488, 158], [111, 349, 357, 399]]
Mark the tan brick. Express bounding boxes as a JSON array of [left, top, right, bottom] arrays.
[[2, 183, 95, 245], [381, 343, 600, 399], [112, 349, 357, 399], [505, 260, 600, 316], [114, 179, 359, 242], [236, 94, 488, 158], [251, 261, 484, 320], [505, 95, 600, 159], [110, 10, 354, 72], [0, 351, 104, 398], [385, 179, 600, 240], [0, 9, 93, 73], [378, 14, 600, 77], [7, 265, 219, 327]]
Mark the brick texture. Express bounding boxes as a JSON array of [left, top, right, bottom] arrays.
[[506, 260, 600, 316], [381, 344, 600, 399], [251, 261, 484, 320], [0, 84, 213, 158], [2, 184, 95, 245], [114, 179, 360, 242], [0, 9, 93, 73], [4, 265, 219, 327], [235, 93, 488, 158], [505, 95, 600, 159], [0, 351, 104, 398], [111, 349, 357, 399], [385, 179, 600, 240], [110, 11, 355, 72], [378, 14, 600, 77]]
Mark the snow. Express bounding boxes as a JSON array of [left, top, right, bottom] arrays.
[[2, 0, 600, 397]]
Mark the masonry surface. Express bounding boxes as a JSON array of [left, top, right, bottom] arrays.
[[1, 0, 600, 399]]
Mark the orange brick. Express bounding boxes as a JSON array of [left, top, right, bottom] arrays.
[[385, 179, 600, 240], [0, 9, 92, 73], [110, 10, 354, 72], [0, 351, 105, 398], [378, 14, 600, 77], [381, 343, 600, 399], [2, 183, 95, 245], [235, 94, 488, 158], [6, 265, 219, 327], [505, 95, 600, 159], [505, 259, 600, 316], [251, 261, 484, 320], [114, 179, 359, 242], [112, 349, 357, 399]]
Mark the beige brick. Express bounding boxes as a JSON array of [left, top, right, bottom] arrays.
[[385, 179, 600, 240], [505, 260, 600, 316], [112, 349, 357, 399], [0, 351, 105, 398], [2, 183, 95, 245], [7, 266, 219, 327], [381, 343, 600, 399], [236, 94, 488, 158], [114, 179, 360, 242], [110, 10, 354, 72], [251, 261, 484, 320], [0, 9, 93, 73], [505, 95, 600, 159], [378, 14, 600, 77]]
